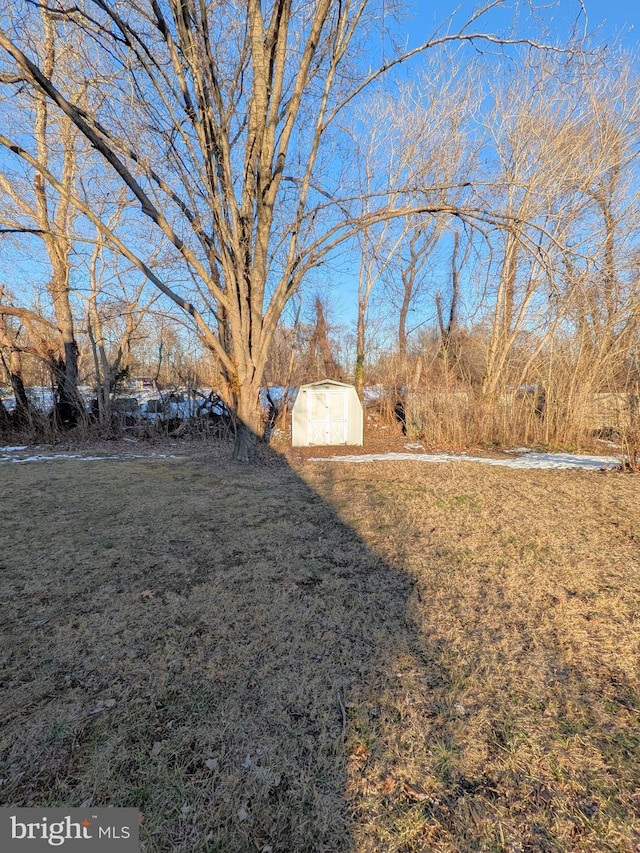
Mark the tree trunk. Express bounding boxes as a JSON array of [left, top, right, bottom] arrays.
[[0, 322, 35, 424], [87, 292, 118, 426], [404, 357, 423, 439], [355, 302, 365, 401], [0, 394, 8, 428], [231, 385, 262, 463], [52, 338, 83, 427], [10, 363, 32, 420], [446, 230, 461, 341], [9, 359, 35, 424], [308, 297, 339, 381], [398, 290, 410, 359], [88, 331, 113, 425], [232, 419, 259, 463], [483, 230, 520, 396]]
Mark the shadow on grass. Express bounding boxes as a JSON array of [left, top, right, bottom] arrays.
[[0, 443, 455, 852]]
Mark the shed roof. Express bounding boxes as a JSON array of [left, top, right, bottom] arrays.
[[298, 379, 355, 391]]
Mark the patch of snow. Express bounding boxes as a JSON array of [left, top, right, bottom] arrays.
[[0, 445, 28, 452], [7, 454, 121, 463], [0, 452, 182, 464], [309, 450, 620, 470]]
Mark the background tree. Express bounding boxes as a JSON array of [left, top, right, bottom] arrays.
[[0, 0, 576, 460], [550, 56, 640, 443], [0, 8, 87, 424], [305, 296, 341, 382], [0, 310, 34, 424], [86, 235, 157, 426]]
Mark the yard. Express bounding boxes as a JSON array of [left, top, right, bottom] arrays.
[[1, 441, 639, 851]]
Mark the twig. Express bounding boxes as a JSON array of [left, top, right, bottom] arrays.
[[336, 689, 347, 740]]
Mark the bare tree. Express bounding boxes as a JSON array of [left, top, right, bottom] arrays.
[[306, 296, 340, 382], [0, 311, 34, 422], [474, 53, 600, 396], [0, 0, 582, 460], [0, 286, 62, 424], [0, 8, 89, 424], [351, 53, 481, 394], [86, 238, 156, 425], [553, 56, 640, 444]]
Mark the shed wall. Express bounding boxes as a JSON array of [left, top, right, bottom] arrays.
[[292, 382, 363, 447]]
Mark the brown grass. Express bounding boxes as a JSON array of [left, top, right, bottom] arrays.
[[1, 442, 639, 852]]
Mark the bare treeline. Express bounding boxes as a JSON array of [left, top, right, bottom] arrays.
[[0, 2, 638, 460]]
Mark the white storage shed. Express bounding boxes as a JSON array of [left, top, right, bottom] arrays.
[[292, 379, 363, 447]]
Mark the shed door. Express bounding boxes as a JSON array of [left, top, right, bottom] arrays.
[[308, 390, 347, 445]]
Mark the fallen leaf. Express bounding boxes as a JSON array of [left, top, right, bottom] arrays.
[[403, 781, 430, 802], [141, 590, 156, 599], [351, 743, 368, 761], [382, 775, 396, 793], [150, 741, 163, 756], [237, 806, 249, 822], [205, 758, 219, 771]]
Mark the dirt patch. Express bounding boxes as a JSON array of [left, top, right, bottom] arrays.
[[1, 440, 639, 852]]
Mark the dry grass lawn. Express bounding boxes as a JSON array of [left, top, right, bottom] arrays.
[[1, 442, 639, 852]]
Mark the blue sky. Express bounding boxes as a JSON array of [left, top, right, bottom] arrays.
[[578, 0, 637, 41], [324, 0, 640, 337], [404, 1, 638, 50]]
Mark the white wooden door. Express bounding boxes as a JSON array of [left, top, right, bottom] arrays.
[[308, 390, 347, 444]]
